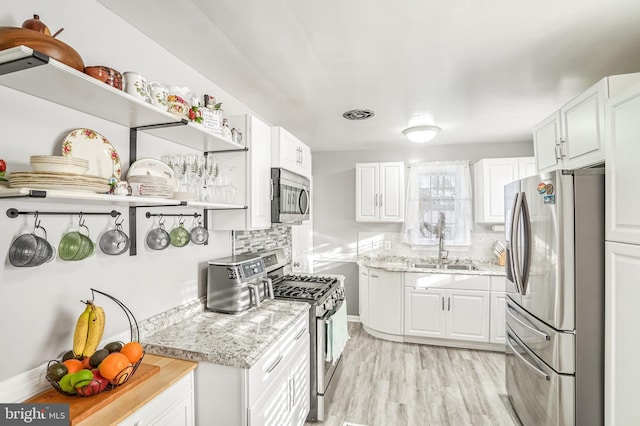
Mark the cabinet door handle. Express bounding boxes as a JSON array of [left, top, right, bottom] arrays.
[[370, 274, 379, 278], [294, 326, 306, 341], [269, 178, 274, 201], [266, 354, 284, 375], [442, 297, 444, 311], [447, 297, 451, 311], [290, 377, 295, 410], [554, 143, 561, 162], [379, 193, 383, 207], [559, 139, 567, 158]]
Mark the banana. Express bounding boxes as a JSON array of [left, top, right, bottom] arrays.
[[72, 303, 93, 357], [82, 304, 105, 358]]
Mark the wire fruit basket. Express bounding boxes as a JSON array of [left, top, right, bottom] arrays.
[[45, 288, 144, 397]]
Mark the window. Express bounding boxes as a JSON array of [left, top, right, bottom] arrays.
[[402, 161, 472, 246]]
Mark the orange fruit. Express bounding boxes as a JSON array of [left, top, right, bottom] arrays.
[[62, 359, 83, 374], [120, 342, 144, 364], [112, 365, 134, 385], [98, 352, 131, 381]]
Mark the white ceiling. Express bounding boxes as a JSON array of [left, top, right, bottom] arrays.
[[100, 0, 640, 152]]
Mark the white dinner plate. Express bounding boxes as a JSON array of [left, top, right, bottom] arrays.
[[61, 128, 122, 179], [126, 158, 178, 191]]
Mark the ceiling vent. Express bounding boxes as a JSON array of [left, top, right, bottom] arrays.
[[342, 109, 375, 120]]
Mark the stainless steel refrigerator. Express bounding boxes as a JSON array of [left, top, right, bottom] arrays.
[[504, 169, 604, 426]]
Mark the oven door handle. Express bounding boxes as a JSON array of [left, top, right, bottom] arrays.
[[323, 298, 345, 323]]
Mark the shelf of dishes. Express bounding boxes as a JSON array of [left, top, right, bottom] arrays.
[[0, 187, 246, 210], [0, 46, 244, 152]]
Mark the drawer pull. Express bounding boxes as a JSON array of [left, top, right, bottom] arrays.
[[507, 332, 550, 381], [506, 305, 550, 341], [266, 354, 284, 375], [294, 327, 306, 341]]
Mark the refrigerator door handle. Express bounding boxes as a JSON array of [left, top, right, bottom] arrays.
[[506, 303, 550, 341], [520, 193, 532, 295], [506, 331, 550, 381], [510, 192, 525, 294]]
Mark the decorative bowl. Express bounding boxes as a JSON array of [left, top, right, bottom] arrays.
[[0, 27, 84, 71], [84, 66, 123, 90]]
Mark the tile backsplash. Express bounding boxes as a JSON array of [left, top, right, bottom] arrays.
[[233, 224, 292, 263]]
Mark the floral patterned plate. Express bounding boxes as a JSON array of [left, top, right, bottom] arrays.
[[61, 128, 121, 180]]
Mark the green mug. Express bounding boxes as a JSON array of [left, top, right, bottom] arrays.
[[59, 226, 95, 261], [169, 223, 190, 247]]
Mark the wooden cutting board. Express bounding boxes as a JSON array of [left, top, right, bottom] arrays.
[[27, 363, 160, 425]]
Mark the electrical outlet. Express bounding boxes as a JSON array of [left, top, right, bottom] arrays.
[[383, 241, 391, 250]]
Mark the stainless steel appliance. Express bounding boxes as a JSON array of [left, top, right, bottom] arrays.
[[271, 168, 310, 223], [206, 254, 274, 314], [504, 169, 604, 426], [259, 249, 346, 422]]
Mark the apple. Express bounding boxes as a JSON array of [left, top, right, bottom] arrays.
[[76, 370, 109, 397]]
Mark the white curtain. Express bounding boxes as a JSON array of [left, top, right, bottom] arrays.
[[402, 160, 472, 246]]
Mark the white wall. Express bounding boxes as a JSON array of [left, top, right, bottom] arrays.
[[0, 1, 256, 381], [312, 141, 534, 314]]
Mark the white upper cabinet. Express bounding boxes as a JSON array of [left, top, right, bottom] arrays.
[[272, 127, 312, 179], [474, 157, 535, 223], [605, 81, 640, 245], [355, 162, 404, 223], [210, 115, 272, 230], [533, 73, 640, 173]]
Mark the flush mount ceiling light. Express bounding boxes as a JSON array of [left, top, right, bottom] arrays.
[[402, 125, 441, 143], [342, 109, 375, 120]]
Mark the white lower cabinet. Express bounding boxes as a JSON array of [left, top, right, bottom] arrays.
[[194, 311, 310, 425], [119, 371, 194, 426], [404, 287, 490, 342], [358, 266, 369, 325], [367, 268, 403, 335], [489, 292, 506, 344], [404, 287, 446, 338], [248, 337, 309, 426], [362, 270, 502, 348]]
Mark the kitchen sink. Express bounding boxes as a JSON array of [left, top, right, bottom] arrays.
[[409, 263, 479, 271], [442, 264, 479, 271]]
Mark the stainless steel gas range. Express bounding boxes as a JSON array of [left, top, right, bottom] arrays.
[[258, 249, 346, 422]]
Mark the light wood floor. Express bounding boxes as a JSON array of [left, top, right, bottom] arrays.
[[307, 322, 518, 426]]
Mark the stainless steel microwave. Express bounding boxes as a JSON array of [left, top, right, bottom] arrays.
[[271, 168, 310, 223]]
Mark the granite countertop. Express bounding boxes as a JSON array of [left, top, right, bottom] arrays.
[[358, 254, 506, 276], [141, 299, 310, 369]]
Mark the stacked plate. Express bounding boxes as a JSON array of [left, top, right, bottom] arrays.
[[127, 175, 175, 198], [30, 155, 89, 175], [126, 158, 178, 199], [9, 171, 111, 193]]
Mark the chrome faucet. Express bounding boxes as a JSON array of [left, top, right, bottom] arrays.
[[438, 233, 448, 267], [420, 211, 448, 267]]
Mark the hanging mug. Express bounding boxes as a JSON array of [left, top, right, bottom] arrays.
[[189, 217, 209, 245], [169, 216, 190, 247]]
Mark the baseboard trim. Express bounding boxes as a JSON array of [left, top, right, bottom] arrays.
[[362, 325, 505, 352], [347, 315, 360, 323]]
